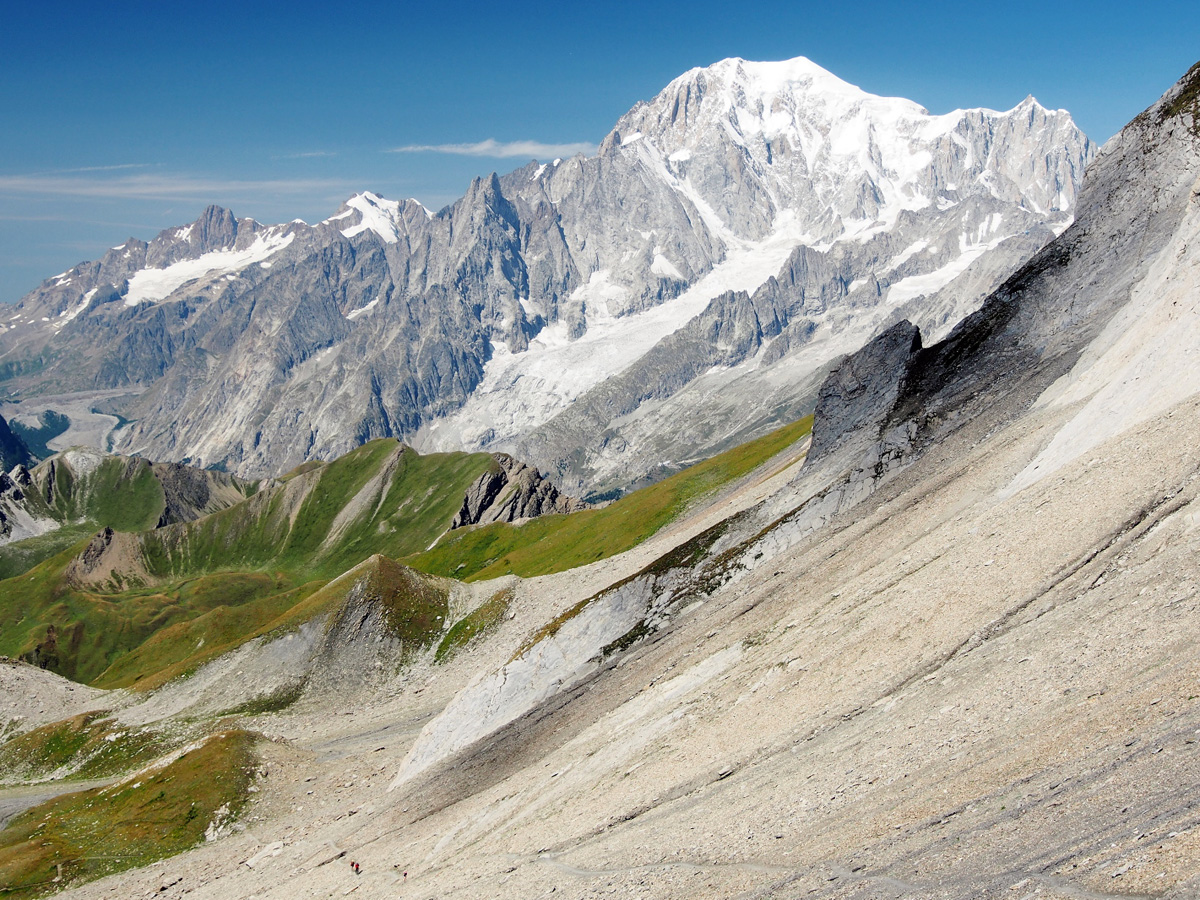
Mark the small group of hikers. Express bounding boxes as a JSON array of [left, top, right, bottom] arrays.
[[349, 860, 407, 880]]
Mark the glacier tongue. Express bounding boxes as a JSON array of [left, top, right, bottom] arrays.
[[124, 228, 295, 307], [412, 216, 818, 454]]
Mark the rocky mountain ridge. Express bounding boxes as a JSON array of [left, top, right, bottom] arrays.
[[450, 453, 588, 529], [0, 446, 251, 548]]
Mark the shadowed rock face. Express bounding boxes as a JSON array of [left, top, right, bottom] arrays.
[[0, 415, 31, 472], [151, 460, 247, 528], [451, 454, 587, 529], [0, 58, 1091, 491], [807, 321, 921, 464]]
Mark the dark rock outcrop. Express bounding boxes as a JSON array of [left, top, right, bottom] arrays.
[[0, 415, 32, 471], [63, 526, 148, 590], [151, 460, 249, 527], [807, 321, 922, 465], [452, 454, 587, 529]]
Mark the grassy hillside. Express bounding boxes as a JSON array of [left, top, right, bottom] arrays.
[[0, 538, 308, 685], [0, 440, 494, 686], [0, 712, 166, 783], [136, 439, 495, 582], [0, 450, 249, 579], [0, 524, 103, 581], [0, 417, 811, 691], [408, 414, 813, 581], [0, 731, 259, 898], [14, 453, 168, 533]]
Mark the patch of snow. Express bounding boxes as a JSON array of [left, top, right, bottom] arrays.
[[55, 287, 99, 327], [124, 229, 294, 307], [667, 148, 692, 163], [621, 131, 644, 146], [340, 192, 402, 243], [345, 298, 380, 320], [532, 163, 547, 180], [571, 269, 628, 321], [651, 253, 684, 280], [886, 235, 1004, 305], [889, 240, 929, 270]]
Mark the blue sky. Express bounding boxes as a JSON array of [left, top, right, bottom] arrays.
[[2, 0, 1197, 303]]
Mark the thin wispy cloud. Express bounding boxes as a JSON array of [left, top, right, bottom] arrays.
[[38, 163, 155, 175], [275, 151, 338, 160], [0, 172, 353, 202], [388, 138, 596, 159], [0, 214, 151, 227]]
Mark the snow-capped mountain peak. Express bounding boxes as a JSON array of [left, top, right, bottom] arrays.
[[604, 56, 1088, 246]]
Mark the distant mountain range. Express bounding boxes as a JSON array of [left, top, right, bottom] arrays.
[[0, 57, 1091, 495]]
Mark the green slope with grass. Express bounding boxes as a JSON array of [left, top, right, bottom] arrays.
[[0, 730, 259, 898], [135, 439, 495, 582], [0, 712, 167, 783], [407, 414, 812, 581], [0, 450, 253, 579], [0, 440, 494, 687], [0, 537, 309, 685], [0, 418, 810, 691], [15, 454, 167, 533]]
